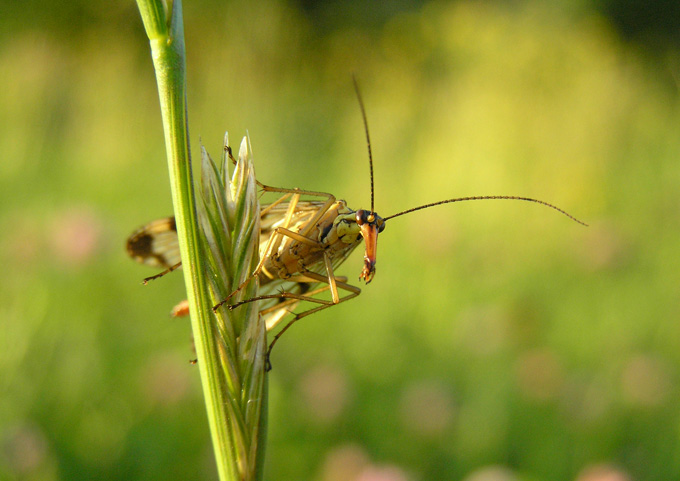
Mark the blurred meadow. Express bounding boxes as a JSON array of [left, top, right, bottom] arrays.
[[2, 0, 680, 480]]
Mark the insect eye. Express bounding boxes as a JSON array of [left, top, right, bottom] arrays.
[[378, 220, 386, 233], [355, 210, 366, 225]]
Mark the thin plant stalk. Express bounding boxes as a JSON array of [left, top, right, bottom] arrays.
[[135, 1, 266, 480]]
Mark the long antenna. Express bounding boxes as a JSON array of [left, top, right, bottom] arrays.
[[352, 74, 375, 213], [383, 195, 588, 226]]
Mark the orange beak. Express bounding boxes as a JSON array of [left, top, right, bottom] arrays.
[[359, 223, 378, 283]]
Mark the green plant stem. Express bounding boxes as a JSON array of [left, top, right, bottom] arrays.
[[135, 1, 237, 480]]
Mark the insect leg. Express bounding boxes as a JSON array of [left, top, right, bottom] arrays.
[[226, 143, 267, 189], [142, 262, 182, 284], [232, 274, 359, 313], [213, 188, 336, 311], [229, 247, 361, 368], [257, 275, 349, 322], [265, 261, 361, 369], [213, 223, 326, 311], [259, 192, 293, 216], [234, 276, 360, 371]]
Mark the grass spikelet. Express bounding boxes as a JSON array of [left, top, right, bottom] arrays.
[[199, 134, 267, 479]]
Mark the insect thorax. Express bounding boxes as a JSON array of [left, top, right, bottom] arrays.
[[262, 200, 365, 281]]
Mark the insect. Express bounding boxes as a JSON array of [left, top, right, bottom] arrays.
[[127, 79, 587, 366]]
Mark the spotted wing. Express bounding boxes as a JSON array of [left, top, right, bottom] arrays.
[[126, 217, 181, 269]]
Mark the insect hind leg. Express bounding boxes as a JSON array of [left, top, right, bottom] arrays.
[[264, 275, 360, 370], [234, 276, 360, 371], [231, 256, 361, 370]]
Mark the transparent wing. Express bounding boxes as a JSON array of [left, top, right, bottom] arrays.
[[259, 201, 326, 241]]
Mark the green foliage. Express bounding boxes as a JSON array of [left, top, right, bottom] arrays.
[[1, 1, 679, 480]]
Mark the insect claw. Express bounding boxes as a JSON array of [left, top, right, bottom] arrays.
[[142, 273, 161, 283]]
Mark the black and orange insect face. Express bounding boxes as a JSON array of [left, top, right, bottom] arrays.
[[354, 209, 385, 284]]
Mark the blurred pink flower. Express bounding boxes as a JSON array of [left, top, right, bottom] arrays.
[[576, 463, 632, 481], [49, 207, 103, 266], [399, 379, 455, 437], [298, 363, 351, 423]]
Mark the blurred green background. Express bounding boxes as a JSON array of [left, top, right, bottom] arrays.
[[2, 0, 680, 480]]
